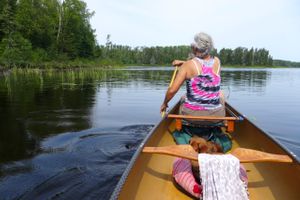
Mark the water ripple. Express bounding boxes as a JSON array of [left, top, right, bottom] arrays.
[[0, 124, 154, 200]]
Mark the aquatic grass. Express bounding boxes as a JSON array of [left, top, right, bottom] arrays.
[[0, 68, 136, 96], [0, 67, 175, 98]]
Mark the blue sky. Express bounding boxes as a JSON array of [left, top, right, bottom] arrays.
[[83, 0, 300, 61]]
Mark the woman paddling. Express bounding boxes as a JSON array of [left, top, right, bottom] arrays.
[[160, 32, 225, 124], [159, 33, 247, 199]]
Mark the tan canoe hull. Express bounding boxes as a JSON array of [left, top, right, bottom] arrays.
[[111, 102, 300, 200]]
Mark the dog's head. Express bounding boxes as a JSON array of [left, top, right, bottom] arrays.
[[189, 136, 208, 153], [189, 136, 221, 153]]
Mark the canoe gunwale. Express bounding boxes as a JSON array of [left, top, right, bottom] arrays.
[[109, 103, 178, 200], [226, 103, 299, 164]]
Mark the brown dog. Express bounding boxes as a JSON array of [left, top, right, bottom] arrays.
[[189, 136, 222, 153], [189, 136, 222, 183]]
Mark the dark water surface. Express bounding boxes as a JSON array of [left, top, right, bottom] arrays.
[[0, 67, 299, 199]]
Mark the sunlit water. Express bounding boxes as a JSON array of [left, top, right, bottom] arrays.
[[0, 67, 299, 199]]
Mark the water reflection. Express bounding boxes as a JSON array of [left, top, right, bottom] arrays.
[[222, 69, 270, 94], [0, 67, 277, 164], [0, 69, 100, 163], [0, 68, 174, 164]]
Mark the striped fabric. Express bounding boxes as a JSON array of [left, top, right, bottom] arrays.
[[184, 57, 221, 111], [173, 158, 203, 199], [173, 157, 248, 199]]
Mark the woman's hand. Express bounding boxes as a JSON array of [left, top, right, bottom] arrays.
[[172, 60, 185, 66], [160, 102, 168, 113]]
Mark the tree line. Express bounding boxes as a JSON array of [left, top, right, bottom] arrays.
[[0, 0, 96, 67], [273, 59, 300, 67], [97, 37, 273, 66], [0, 0, 296, 68]]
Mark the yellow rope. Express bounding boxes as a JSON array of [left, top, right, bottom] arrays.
[[161, 66, 178, 118]]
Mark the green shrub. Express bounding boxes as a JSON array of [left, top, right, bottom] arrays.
[[0, 33, 32, 67]]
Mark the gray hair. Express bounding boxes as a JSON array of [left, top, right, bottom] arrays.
[[191, 32, 214, 58]]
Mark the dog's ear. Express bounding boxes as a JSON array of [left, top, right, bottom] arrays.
[[189, 139, 200, 152], [199, 144, 208, 153], [215, 143, 222, 152], [206, 142, 222, 153], [207, 144, 215, 153]]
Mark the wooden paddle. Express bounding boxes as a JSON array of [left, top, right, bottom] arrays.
[[161, 66, 179, 118], [142, 145, 293, 163]]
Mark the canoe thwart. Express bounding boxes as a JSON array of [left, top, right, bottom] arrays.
[[167, 114, 238, 133], [142, 145, 293, 163], [167, 114, 239, 121]]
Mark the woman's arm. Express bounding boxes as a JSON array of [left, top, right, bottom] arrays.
[[160, 63, 187, 113]]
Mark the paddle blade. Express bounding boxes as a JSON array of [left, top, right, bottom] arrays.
[[231, 148, 293, 163]]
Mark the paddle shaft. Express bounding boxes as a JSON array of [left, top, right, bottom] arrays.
[[169, 66, 178, 87], [161, 66, 178, 118], [143, 145, 198, 161]]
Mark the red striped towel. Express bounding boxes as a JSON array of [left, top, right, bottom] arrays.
[[173, 157, 248, 199], [173, 158, 202, 198]]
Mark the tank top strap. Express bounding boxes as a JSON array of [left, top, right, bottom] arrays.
[[216, 61, 220, 75], [191, 58, 201, 75]]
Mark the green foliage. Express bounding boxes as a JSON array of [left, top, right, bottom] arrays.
[[0, 0, 18, 40], [57, 0, 96, 59], [95, 42, 274, 67], [0, 0, 96, 68], [273, 59, 300, 67], [16, 0, 59, 50], [0, 32, 32, 66], [31, 48, 50, 63], [95, 44, 191, 66], [216, 47, 272, 66]]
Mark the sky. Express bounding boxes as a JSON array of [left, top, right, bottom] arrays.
[[83, 0, 300, 62]]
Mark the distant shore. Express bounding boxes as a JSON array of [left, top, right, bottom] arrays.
[[222, 65, 292, 68], [1, 64, 297, 73]]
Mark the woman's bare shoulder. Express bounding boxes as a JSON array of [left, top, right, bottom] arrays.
[[181, 59, 194, 68], [179, 59, 197, 78]]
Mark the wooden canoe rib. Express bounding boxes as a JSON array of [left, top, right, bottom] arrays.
[[110, 101, 300, 200]]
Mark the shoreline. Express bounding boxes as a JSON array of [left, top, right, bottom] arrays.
[[0, 64, 298, 73]]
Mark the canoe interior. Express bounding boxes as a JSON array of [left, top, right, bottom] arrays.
[[116, 103, 300, 200]]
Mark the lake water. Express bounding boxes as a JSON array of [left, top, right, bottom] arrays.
[[0, 67, 299, 199]]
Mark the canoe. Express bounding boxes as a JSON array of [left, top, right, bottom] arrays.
[[110, 101, 300, 200]]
